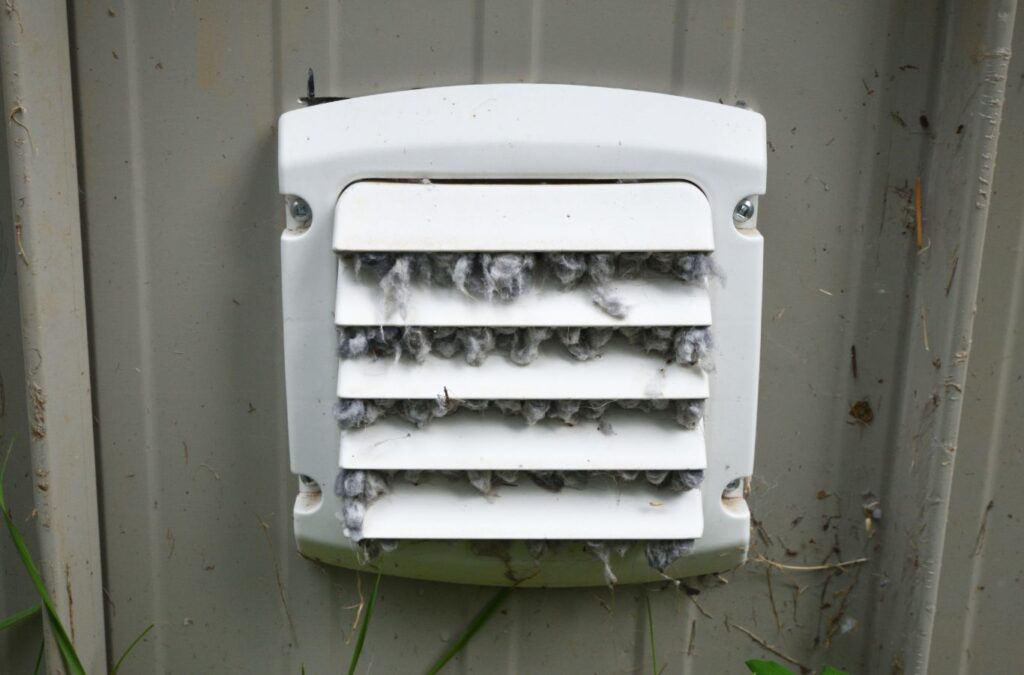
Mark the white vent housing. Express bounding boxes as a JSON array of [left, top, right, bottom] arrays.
[[279, 84, 766, 586]]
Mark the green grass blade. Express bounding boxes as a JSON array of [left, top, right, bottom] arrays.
[[0, 603, 40, 631], [645, 593, 657, 675], [425, 586, 512, 675], [0, 443, 86, 674], [33, 638, 44, 674], [111, 623, 154, 674], [347, 573, 381, 675], [745, 659, 795, 675], [822, 668, 848, 675]]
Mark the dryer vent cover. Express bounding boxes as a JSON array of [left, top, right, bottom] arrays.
[[278, 84, 766, 586]]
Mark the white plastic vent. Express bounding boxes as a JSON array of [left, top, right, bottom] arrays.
[[279, 84, 766, 586], [335, 180, 710, 545]]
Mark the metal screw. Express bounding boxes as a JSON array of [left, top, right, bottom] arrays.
[[290, 197, 312, 222], [733, 197, 755, 223]]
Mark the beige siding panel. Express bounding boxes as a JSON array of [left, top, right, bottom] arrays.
[[65, 0, 1020, 672]]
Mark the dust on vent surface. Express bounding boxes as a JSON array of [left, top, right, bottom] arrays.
[[279, 83, 765, 587]]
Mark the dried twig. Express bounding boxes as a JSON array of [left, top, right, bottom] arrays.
[[815, 569, 837, 645], [256, 515, 298, 644], [197, 463, 220, 480], [726, 619, 809, 673], [921, 307, 930, 352], [14, 222, 28, 267], [946, 254, 960, 296], [914, 175, 923, 248], [790, 584, 805, 626], [972, 499, 995, 556], [343, 572, 367, 644], [752, 517, 773, 547], [825, 568, 862, 646], [8, 104, 34, 152], [687, 592, 713, 619], [753, 555, 868, 572], [766, 568, 782, 632]]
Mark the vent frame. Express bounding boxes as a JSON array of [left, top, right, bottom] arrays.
[[279, 83, 766, 586]]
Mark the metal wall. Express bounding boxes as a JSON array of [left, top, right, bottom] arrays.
[[0, 72, 46, 674], [0, 0, 1019, 672], [930, 8, 1024, 672]]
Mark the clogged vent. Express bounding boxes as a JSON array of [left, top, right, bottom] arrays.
[[331, 181, 713, 578], [278, 83, 766, 586]]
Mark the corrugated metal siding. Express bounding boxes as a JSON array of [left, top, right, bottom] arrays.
[[930, 11, 1024, 673], [0, 78, 46, 674], [56, 0, 1018, 672]]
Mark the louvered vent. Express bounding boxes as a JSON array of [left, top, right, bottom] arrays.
[[334, 180, 710, 550], [279, 84, 766, 586]]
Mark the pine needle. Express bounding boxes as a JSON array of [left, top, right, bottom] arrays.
[[752, 555, 868, 572], [0, 603, 40, 630], [32, 639, 43, 675], [646, 593, 658, 675], [425, 586, 511, 675], [914, 176, 923, 248], [347, 573, 381, 675], [111, 623, 154, 673]]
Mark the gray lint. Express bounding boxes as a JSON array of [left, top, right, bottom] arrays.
[[467, 470, 492, 494], [507, 327, 552, 365], [350, 537, 696, 582], [337, 252, 713, 578], [347, 251, 718, 290], [335, 467, 703, 542], [334, 464, 704, 551], [591, 286, 629, 318], [525, 540, 550, 560], [336, 467, 389, 544], [400, 326, 432, 362], [585, 541, 620, 585], [458, 327, 496, 366], [336, 467, 703, 499], [584, 540, 638, 586], [488, 254, 536, 300], [644, 539, 695, 572], [357, 539, 398, 564], [344, 251, 717, 317], [379, 255, 412, 318], [337, 325, 712, 368], [547, 253, 588, 286], [333, 398, 705, 430]]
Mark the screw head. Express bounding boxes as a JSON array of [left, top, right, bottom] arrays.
[[289, 197, 312, 222], [733, 198, 755, 223]]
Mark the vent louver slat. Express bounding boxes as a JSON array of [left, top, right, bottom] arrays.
[[341, 414, 707, 471], [336, 352, 709, 400], [333, 181, 714, 251], [360, 483, 704, 541], [335, 265, 712, 327]]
